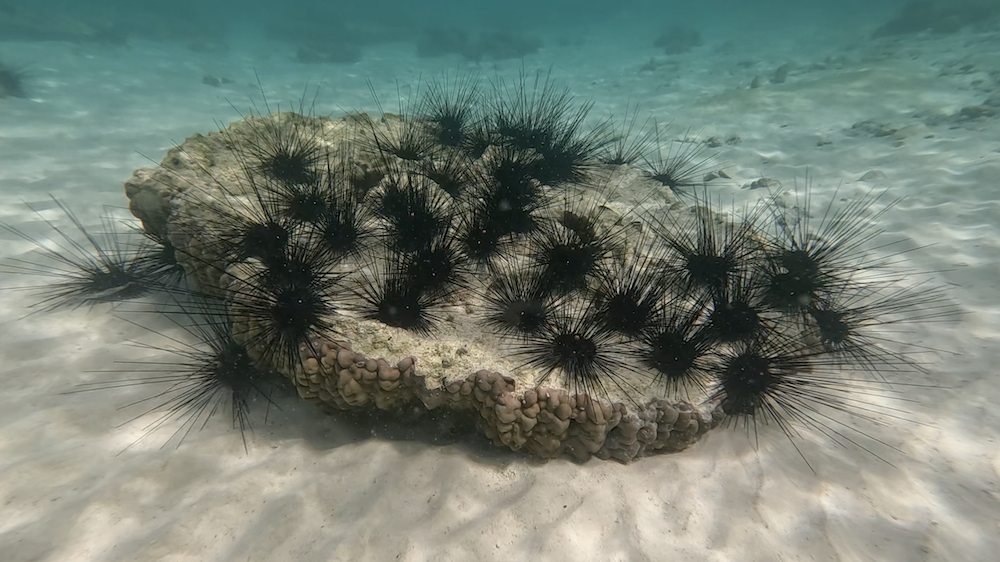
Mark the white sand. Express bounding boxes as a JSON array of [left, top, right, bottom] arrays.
[[2, 22, 1000, 562]]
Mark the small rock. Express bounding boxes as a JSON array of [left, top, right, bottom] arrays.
[[750, 75, 762, 89], [891, 123, 930, 140], [743, 177, 781, 190], [770, 63, 790, 84], [639, 58, 659, 72], [859, 170, 887, 182], [702, 169, 730, 181], [849, 119, 897, 138], [916, 108, 951, 127], [958, 105, 996, 120]]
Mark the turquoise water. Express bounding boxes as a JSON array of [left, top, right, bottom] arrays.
[[2, 2, 999, 561]]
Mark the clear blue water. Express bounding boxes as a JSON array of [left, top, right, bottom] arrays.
[[2, 1, 999, 561]]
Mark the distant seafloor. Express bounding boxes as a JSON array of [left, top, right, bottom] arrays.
[[1, 22, 999, 562]]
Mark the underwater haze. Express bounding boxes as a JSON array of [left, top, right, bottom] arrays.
[[2, 0, 1000, 561]]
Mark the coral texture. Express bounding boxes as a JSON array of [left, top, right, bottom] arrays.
[[123, 112, 718, 462]]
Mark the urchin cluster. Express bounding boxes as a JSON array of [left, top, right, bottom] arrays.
[[0, 71, 957, 464]]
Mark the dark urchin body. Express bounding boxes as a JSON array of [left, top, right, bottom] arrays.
[[225, 231, 343, 372], [374, 170, 453, 255], [707, 334, 908, 470], [480, 261, 555, 338], [0, 198, 166, 311], [226, 103, 328, 188], [419, 72, 483, 149], [353, 251, 448, 335], [758, 185, 906, 315], [640, 124, 717, 197], [591, 234, 672, 338], [639, 296, 716, 399], [652, 193, 765, 298], [806, 279, 957, 377], [89, 297, 283, 452], [511, 302, 644, 404], [485, 68, 612, 186], [529, 195, 623, 298]]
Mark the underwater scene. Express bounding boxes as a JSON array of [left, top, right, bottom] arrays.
[[1, 0, 999, 560]]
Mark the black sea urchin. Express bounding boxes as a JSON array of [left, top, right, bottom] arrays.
[[419, 72, 482, 149], [529, 194, 623, 297], [261, 174, 333, 226], [0, 199, 162, 311], [708, 334, 907, 470], [226, 84, 328, 188], [807, 280, 957, 376], [705, 267, 777, 344], [591, 235, 671, 338], [759, 185, 907, 315], [81, 297, 283, 452], [641, 124, 716, 196], [353, 252, 447, 335], [480, 262, 554, 338], [486, 68, 612, 185], [417, 148, 476, 199], [374, 169, 453, 254], [530, 218, 614, 297], [365, 80, 439, 164], [133, 229, 187, 288], [529, 109, 613, 186], [639, 296, 716, 399], [197, 181, 295, 272], [455, 151, 547, 268], [265, 153, 373, 262], [457, 204, 513, 269], [487, 68, 571, 154], [399, 226, 468, 296], [599, 102, 656, 166], [475, 146, 548, 236], [653, 193, 764, 298], [314, 183, 373, 262], [512, 302, 641, 403], [226, 232, 343, 371]]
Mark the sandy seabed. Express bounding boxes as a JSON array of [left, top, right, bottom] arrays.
[[1, 21, 999, 562]]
